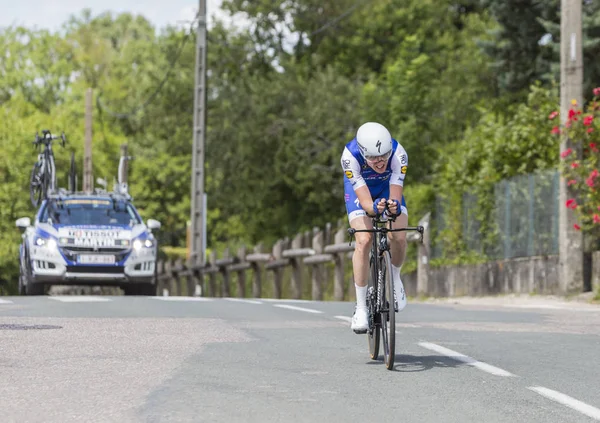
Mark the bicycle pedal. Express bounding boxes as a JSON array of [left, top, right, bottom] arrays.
[[353, 329, 367, 335]]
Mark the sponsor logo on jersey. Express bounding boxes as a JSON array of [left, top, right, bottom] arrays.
[[342, 159, 351, 169], [345, 170, 354, 179], [400, 154, 407, 165], [401, 166, 407, 174]]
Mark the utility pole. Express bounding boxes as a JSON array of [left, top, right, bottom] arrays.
[[118, 143, 131, 195], [190, 0, 207, 268], [559, 0, 584, 293], [84, 88, 93, 192]]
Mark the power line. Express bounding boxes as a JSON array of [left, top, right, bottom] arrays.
[[96, 18, 197, 119], [308, 1, 368, 37]]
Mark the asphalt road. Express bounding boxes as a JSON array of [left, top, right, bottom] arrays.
[[1, 294, 600, 423]]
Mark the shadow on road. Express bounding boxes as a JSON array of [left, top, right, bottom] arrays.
[[367, 354, 464, 372]]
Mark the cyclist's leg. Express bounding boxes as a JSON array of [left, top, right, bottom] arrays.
[[345, 179, 373, 330], [389, 196, 409, 311], [389, 196, 408, 267]]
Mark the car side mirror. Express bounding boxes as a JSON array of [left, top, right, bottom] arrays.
[[147, 219, 161, 230], [15, 217, 31, 230]]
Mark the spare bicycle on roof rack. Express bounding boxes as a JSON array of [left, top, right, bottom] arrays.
[[28, 129, 77, 208]]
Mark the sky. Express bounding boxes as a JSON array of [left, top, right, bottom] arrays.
[[0, 0, 245, 32]]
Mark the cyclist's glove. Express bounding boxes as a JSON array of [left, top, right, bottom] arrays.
[[386, 199, 402, 217], [373, 198, 385, 217]]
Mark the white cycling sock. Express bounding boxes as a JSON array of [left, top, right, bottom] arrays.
[[392, 264, 407, 311], [392, 264, 401, 283], [355, 284, 367, 309]]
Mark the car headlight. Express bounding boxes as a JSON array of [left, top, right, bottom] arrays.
[[133, 238, 154, 251], [34, 235, 57, 250]]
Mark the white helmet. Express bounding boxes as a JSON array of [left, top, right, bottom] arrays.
[[356, 122, 393, 161]]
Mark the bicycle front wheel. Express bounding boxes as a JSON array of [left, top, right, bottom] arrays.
[[367, 252, 380, 360], [380, 250, 395, 370]]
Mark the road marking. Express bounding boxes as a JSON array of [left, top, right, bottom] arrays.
[[334, 315, 352, 323], [528, 386, 600, 421], [273, 304, 323, 314], [150, 296, 213, 301], [263, 299, 312, 304], [224, 298, 263, 304], [49, 296, 112, 302], [418, 342, 515, 377], [0, 298, 13, 304]]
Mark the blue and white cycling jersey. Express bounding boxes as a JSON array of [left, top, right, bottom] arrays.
[[341, 137, 408, 221]]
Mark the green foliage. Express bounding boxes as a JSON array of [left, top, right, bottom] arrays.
[[435, 82, 560, 257]]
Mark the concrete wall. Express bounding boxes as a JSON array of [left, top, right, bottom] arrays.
[[403, 254, 561, 297]]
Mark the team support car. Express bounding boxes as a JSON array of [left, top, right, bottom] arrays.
[[15, 192, 161, 295]]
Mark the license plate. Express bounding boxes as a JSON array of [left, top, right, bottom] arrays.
[[78, 255, 115, 264]]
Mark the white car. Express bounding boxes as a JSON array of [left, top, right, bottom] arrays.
[[16, 193, 161, 295]]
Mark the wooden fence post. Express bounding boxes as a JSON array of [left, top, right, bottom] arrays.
[[333, 223, 346, 301], [251, 243, 264, 298], [311, 227, 324, 301], [290, 233, 304, 299], [208, 251, 217, 297], [236, 245, 247, 298], [417, 212, 431, 297], [221, 248, 231, 297], [272, 240, 284, 298]]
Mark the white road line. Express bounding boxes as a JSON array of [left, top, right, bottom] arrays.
[[528, 386, 600, 421], [49, 296, 112, 302], [0, 298, 13, 304], [273, 304, 323, 314], [224, 298, 263, 304], [150, 296, 213, 301], [261, 298, 312, 303], [418, 342, 515, 377], [334, 315, 352, 323]]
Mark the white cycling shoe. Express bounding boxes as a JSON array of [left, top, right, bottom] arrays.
[[351, 307, 369, 333], [394, 276, 407, 312]]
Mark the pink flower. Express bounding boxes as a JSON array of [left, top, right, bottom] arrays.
[[594, 214, 600, 224], [574, 224, 581, 230], [571, 162, 580, 169], [591, 143, 598, 152], [569, 109, 577, 119], [594, 87, 600, 96], [548, 111, 559, 120], [551, 126, 560, 135], [568, 179, 577, 186], [584, 115, 594, 126], [561, 148, 573, 158], [566, 199, 578, 209], [588, 128, 595, 134]]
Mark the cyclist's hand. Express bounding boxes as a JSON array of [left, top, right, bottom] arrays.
[[373, 198, 387, 216], [386, 199, 401, 216]]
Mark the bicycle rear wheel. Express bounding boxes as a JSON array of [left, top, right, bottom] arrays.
[[29, 162, 44, 208], [367, 252, 380, 360], [380, 250, 395, 370]]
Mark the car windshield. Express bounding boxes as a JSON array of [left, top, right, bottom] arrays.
[[41, 198, 141, 226]]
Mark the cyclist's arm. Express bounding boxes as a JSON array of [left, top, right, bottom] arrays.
[[341, 148, 377, 217], [389, 144, 408, 190], [354, 185, 378, 217]]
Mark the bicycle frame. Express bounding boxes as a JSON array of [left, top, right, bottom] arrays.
[[348, 214, 424, 316]]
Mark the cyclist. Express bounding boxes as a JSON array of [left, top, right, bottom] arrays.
[[341, 122, 409, 333]]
